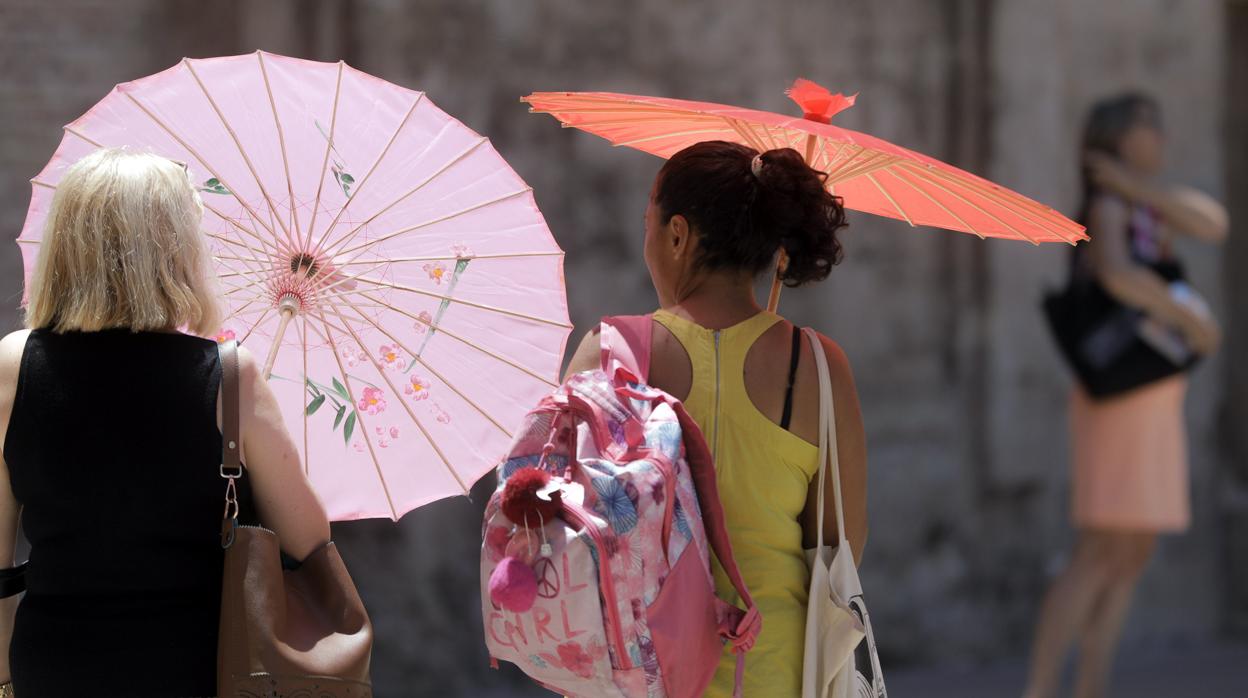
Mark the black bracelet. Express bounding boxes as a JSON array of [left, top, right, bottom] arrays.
[[0, 562, 28, 598]]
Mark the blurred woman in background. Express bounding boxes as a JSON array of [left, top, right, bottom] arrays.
[[1024, 94, 1228, 698]]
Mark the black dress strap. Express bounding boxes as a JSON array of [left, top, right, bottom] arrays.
[[780, 325, 802, 431], [0, 561, 28, 598]]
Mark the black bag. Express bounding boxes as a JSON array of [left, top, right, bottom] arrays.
[[1043, 259, 1199, 398]]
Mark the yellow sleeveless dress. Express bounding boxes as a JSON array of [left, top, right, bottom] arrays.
[[652, 309, 820, 698]]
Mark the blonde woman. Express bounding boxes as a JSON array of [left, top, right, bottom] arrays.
[[0, 149, 331, 697]]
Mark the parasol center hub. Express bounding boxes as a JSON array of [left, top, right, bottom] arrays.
[[290, 252, 321, 278], [277, 293, 301, 316]]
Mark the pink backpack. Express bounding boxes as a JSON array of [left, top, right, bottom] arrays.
[[480, 315, 761, 698]]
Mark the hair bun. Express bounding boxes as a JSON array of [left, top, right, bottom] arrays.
[[751, 148, 846, 286], [654, 141, 846, 287]]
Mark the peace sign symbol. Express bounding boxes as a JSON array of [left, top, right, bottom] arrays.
[[534, 557, 560, 599]]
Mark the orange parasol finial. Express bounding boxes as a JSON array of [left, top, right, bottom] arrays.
[[785, 78, 857, 124]]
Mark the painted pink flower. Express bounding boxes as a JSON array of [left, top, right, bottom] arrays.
[[378, 344, 405, 370], [556, 641, 595, 679], [423, 262, 447, 284], [389, 426, 400, 439], [413, 310, 433, 334], [357, 386, 386, 415], [345, 348, 370, 368], [451, 242, 474, 259], [214, 328, 236, 343], [374, 426, 391, 449], [352, 440, 366, 453], [404, 374, 431, 401], [431, 403, 451, 424]]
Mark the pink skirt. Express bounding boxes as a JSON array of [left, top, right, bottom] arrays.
[[1070, 376, 1190, 532]]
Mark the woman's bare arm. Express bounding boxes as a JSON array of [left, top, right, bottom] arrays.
[[233, 346, 331, 560], [1151, 185, 1229, 244], [563, 327, 602, 382], [0, 331, 30, 683], [1087, 195, 1220, 353], [1087, 153, 1228, 243]]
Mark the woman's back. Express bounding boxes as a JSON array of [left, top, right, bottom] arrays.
[[5, 329, 253, 697], [649, 308, 819, 697]]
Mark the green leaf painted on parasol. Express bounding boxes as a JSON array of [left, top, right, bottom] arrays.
[[332, 377, 350, 400], [343, 411, 357, 445], [306, 394, 326, 415], [333, 405, 347, 430], [334, 169, 354, 197], [199, 177, 231, 196], [407, 258, 472, 369]]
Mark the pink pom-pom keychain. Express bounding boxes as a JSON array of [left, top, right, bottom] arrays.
[[488, 556, 539, 612], [501, 467, 562, 529]]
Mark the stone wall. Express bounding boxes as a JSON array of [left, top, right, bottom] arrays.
[[0, 0, 1238, 693]]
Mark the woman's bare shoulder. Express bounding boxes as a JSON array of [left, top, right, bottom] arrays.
[[0, 330, 31, 352], [815, 332, 852, 372], [1088, 193, 1130, 230], [0, 331, 32, 383], [564, 313, 664, 381], [0, 331, 33, 434], [563, 325, 603, 381], [792, 326, 854, 378], [802, 329, 861, 406]]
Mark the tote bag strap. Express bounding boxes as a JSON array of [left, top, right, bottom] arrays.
[[803, 328, 848, 552], [219, 340, 242, 476], [218, 340, 243, 547]]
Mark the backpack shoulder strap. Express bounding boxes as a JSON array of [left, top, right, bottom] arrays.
[[675, 402, 761, 689], [599, 314, 652, 382]]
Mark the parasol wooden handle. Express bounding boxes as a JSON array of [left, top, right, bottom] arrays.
[[261, 295, 301, 380], [766, 251, 789, 313]]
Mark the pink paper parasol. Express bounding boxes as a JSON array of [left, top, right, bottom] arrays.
[[19, 52, 571, 521]]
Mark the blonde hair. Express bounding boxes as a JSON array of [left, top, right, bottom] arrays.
[[25, 148, 223, 335]]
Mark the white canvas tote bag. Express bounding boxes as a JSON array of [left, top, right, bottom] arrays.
[[801, 328, 886, 698]]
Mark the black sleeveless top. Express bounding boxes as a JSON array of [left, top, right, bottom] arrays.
[[1071, 198, 1172, 284], [5, 329, 256, 697]]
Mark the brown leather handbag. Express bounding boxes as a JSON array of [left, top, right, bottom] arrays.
[[217, 341, 374, 697]]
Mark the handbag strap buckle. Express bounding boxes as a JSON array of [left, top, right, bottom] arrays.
[[222, 475, 240, 523]]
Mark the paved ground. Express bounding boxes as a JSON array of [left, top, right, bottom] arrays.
[[885, 640, 1248, 697], [477, 640, 1248, 697]]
